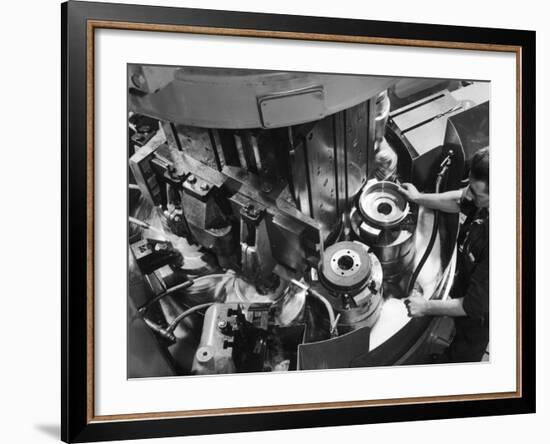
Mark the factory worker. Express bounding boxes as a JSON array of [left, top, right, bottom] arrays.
[[398, 147, 490, 363]]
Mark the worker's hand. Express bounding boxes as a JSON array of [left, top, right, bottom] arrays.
[[404, 294, 429, 317], [398, 182, 421, 204]]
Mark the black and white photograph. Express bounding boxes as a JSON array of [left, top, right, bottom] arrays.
[[127, 65, 490, 378]]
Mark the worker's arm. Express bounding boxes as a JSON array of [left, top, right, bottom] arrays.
[[398, 183, 464, 213], [406, 251, 489, 319]]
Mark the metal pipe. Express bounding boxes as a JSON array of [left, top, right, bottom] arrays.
[[165, 303, 215, 335], [143, 318, 177, 342], [290, 279, 338, 336], [138, 279, 195, 314]]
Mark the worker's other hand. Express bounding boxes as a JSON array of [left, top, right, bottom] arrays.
[[398, 182, 420, 204], [404, 294, 428, 317]]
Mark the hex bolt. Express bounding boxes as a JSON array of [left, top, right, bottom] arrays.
[[187, 174, 197, 184], [200, 183, 210, 191]]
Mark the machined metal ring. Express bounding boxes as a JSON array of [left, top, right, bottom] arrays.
[[358, 180, 409, 229], [320, 241, 371, 291]]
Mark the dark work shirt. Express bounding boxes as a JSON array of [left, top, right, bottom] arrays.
[[451, 198, 489, 322]]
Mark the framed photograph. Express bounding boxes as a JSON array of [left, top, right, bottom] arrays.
[[62, 1, 535, 442]]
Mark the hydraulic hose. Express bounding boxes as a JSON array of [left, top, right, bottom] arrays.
[[165, 302, 215, 335], [289, 279, 338, 336], [138, 279, 195, 314], [406, 153, 453, 296]]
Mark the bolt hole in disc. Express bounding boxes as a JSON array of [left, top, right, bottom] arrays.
[[329, 248, 362, 277]]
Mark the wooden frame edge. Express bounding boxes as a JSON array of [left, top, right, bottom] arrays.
[[90, 391, 520, 423]]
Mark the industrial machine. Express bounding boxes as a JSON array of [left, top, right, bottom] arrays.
[[127, 65, 488, 377]]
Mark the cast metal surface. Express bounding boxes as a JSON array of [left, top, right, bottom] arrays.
[[129, 66, 395, 129]]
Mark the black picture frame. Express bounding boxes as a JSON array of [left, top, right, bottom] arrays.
[[62, 1, 536, 442]]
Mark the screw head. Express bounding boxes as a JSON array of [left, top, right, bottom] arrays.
[[217, 320, 228, 330], [187, 174, 197, 184], [200, 183, 210, 191]]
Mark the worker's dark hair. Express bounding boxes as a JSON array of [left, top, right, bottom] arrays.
[[470, 147, 489, 190]]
